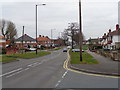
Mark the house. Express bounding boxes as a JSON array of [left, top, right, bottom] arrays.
[[37, 35, 51, 47], [51, 38, 64, 47], [0, 36, 6, 48], [100, 24, 120, 50], [87, 38, 101, 50], [106, 24, 120, 50], [15, 34, 36, 48]]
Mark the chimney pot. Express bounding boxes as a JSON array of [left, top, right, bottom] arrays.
[[109, 29, 111, 32], [116, 24, 119, 30], [39, 35, 41, 37]]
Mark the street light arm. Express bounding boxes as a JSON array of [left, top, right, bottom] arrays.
[[36, 4, 46, 6]]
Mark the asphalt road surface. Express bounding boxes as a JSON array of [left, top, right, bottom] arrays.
[[1, 49, 119, 88]]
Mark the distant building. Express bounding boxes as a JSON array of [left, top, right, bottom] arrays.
[[37, 35, 51, 47], [15, 34, 36, 48], [0, 36, 6, 48]]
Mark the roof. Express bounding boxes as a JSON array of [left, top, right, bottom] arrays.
[[0, 36, 5, 39], [37, 36, 50, 41], [15, 34, 35, 41], [110, 29, 120, 36]]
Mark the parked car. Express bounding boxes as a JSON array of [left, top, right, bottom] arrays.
[[63, 48, 68, 52], [67, 46, 72, 49], [72, 49, 84, 52], [25, 48, 36, 52], [103, 48, 110, 51]]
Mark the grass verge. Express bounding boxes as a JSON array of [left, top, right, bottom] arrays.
[[70, 50, 99, 64], [0, 51, 51, 64]]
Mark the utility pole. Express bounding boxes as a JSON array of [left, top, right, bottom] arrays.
[[51, 29, 53, 48], [79, 0, 83, 61], [35, 5, 38, 55], [22, 26, 24, 54]]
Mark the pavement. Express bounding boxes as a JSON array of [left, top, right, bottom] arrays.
[[69, 50, 120, 76]]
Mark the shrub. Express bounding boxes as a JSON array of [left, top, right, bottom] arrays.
[[2, 48, 7, 54]]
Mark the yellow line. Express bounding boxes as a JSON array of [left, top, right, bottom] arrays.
[[63, 49, 120, 79]]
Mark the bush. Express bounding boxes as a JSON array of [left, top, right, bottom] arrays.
[[2, 48, 7, 54]]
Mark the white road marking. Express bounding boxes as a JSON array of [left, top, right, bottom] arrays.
[[62, 70, 68, 78], [6, 68, 30, 78], [0, 68, 22, 78], [55, 80, 62, 88], [55, 70, 68, 88]]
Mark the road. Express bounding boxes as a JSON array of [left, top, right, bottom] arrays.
[[1, 49, 119, 88]]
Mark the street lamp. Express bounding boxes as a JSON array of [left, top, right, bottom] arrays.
[[35, 4, 46, 55], [79, 0, 83, 61]]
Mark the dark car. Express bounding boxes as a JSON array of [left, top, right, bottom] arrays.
[[63, 48, 68, 52], [72, 49, 84, 52]]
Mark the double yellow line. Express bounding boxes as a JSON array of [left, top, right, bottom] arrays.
[[63, 50, 120, 79]]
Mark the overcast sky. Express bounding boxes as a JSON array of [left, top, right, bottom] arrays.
[[0, 0, 119, 39]]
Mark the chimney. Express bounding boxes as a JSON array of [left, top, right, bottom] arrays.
[[39, 35, 41, 37], [109, 29, 111, 32], [116, 24, 119, 30], [104, 33, 106, 36], [46, 36, 48, 38]]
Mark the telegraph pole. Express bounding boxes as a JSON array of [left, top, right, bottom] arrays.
[[79, 0, 83, 61], [22, 26, 24, 54]]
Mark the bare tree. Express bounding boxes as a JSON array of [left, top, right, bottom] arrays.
[[6, 21, 17, 44], [0, 19, 17, 46], [0, 19, 9, 38], [62, 22, 85, 47]]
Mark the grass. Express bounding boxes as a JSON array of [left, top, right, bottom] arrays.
[[70, 50, 99, 64], [74, 45, 88, 50], [0, 51, 51, 64]]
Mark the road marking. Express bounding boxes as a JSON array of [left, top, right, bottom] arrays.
[[55, 70, 68, 88], [0, 68, 23, 78], [63, 50, 120, 79], [55, 80, 62, 88], [6, 68, 30, 78], [62, 70, 68, 78]]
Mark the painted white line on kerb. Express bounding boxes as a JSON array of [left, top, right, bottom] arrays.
[[0, 68, 23, 78]]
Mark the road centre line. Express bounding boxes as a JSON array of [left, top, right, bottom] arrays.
[[62, 70, 68, 78], [55, 70, 68, 88], [6, 68, 30, 78], [0, 68, 23, 78]]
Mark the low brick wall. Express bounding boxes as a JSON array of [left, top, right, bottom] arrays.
[[96, 50, 120, 61], [6, 48, 19, 54]]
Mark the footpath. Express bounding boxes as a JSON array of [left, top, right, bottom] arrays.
[[70, 50, 120, 76]]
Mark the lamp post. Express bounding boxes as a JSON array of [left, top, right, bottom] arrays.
[[79, 0, 83, 61], [35, 4, 46, 54]]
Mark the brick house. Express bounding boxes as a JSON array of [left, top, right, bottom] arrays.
[[100, 24, 120, 50], [37, 35, 51, 47], [15, 34, 36, 48], [0, 36, 6, 48]]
